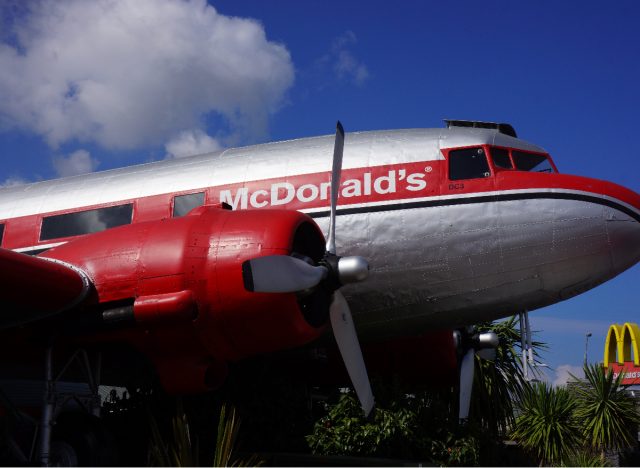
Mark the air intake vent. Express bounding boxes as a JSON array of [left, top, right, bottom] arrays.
[[444, 120, 517, 138]]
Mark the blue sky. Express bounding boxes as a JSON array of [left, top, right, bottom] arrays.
[[1, 0, 639, 383]]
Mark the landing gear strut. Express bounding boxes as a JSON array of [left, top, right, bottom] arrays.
[[38, 346, 103, 466], [518, 310, 547, 381]]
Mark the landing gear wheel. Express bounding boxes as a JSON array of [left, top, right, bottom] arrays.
[[51, 412, 117, 466]]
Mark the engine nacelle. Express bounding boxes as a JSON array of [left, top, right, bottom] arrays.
[[44, 205, 328, 393]]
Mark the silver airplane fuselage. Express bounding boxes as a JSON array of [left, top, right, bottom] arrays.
[[1, 126, 639, 340]]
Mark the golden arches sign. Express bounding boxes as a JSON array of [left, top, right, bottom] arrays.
[[603, 322, 640, 385], [603, 322, 640, 367]]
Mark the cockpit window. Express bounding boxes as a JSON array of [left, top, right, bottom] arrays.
[[490, 147, 512, 169], [512, 150, 555, 173], [448, 147, 491, 180]]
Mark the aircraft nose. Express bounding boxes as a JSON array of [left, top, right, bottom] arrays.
[[607, 209, 640, 274], [593, 180, 640, 273]]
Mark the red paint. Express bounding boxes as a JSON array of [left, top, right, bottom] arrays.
[[0, 248, 87, 321], [608, 362, 640, 385], [133, 290, 195, 326], [39, 205, 327, 393]]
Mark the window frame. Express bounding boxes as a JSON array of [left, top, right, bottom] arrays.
[[447, 146, 493, 181], [511, 149, 557, 173], [489, 146, 558, 174], [39, 203, 134, 241], [171, 191, 206, 217], [488, 146, 514, 171]]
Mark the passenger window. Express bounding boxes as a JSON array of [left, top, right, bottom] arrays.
[[40, 204, 133, 241], [490, 147, 513, 169], [449, 147, 491, 180], [512, 151, 555, 173], [173, 192, 205, 217], [0, 223, 4, 245]]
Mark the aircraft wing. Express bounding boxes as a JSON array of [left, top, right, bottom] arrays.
[[0, 248, 92, 329]]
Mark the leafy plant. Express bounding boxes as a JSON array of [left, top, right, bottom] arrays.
[[571, 363, 640, 456], [213, 404, 237, 467], [306, 318, 542, 465], [213, 404, 262, 467], [306, 392, 417, 458], [147, 399, 260, 467], [147, 398, 197, 467], [511, 382, 581, 465], [562, 451, 610, 467], [471, 317, 542, 436], [429, 430, 481, 466], [306, 391, 484, 465]]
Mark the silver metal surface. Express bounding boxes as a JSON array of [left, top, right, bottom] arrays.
[[338, 256, 369, 284], [332, 193, 640, 339], [477, 332, 499, 349], [458, 348, 475, 421], [327, 122, 344, 255], [247, 255, 327, 293], [329, 290, 374, 416]]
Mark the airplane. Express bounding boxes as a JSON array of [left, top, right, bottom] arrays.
[[0, 119, 639, 464]]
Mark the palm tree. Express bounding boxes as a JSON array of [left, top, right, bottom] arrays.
[[147, 399, 261, 467], [471, 317, 544, 437], [510, 382, 581, 465], [571, 363, 640, 459]]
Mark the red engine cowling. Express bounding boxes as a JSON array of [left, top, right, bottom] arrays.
[[44, 205, 328, 393]]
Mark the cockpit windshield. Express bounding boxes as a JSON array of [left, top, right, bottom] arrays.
[[489, 147, 556, 174], [512, 151, 555, 173]]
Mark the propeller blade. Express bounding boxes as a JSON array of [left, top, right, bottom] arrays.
[[459, 348, 475, 421], [329, 290, 374, 417], [327, 121, 345, 255], [242, 255, 327, 293]]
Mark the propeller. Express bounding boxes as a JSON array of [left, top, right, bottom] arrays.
[[455, 328, 499, 422], [242, 255, 327, 293], [242, 122, 374, 416]]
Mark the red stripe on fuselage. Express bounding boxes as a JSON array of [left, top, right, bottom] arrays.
[[2, 160, 639, 251]]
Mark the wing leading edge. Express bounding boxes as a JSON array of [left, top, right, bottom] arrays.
[[0, 248, 92, 329]]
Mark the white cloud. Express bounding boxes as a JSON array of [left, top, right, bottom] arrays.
[[552, 364, 584, 386], [0, 176, 28, 188], [52, 149, 99, 177], [331, 31, 369, 86], [165, 128, 222, 159], [308, 31, 369, 90], [0, 0, 294, 150]]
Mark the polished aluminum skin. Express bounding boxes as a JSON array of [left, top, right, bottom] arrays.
[[335, 194, 640, 339]]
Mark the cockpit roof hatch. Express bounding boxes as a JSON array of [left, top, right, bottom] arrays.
[[444, 119, 517, 138]]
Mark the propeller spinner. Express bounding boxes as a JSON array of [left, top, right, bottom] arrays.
[[241, 122, 375, 416]]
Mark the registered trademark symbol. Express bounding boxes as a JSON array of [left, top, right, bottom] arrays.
[[425, 166, 433, 173]]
